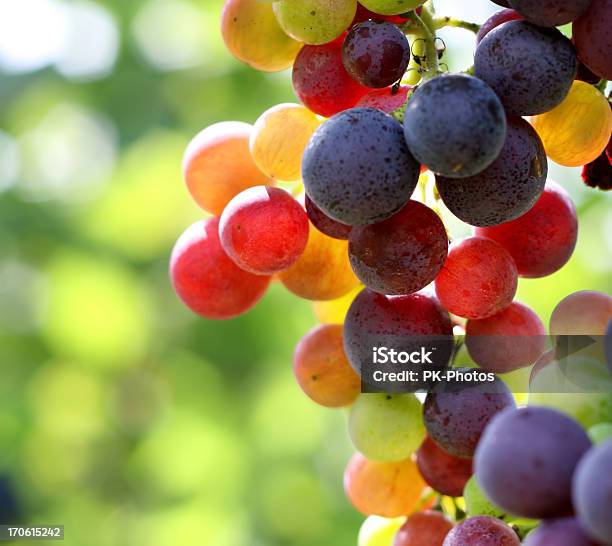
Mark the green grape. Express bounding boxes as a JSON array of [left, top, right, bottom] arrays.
[[358, 516, 405, 546], [359, 0, 425, 16], [464, 476, 506, 519], [349, 393, 425, 462], [588, 423, 612, 444], [272, 0, 357, 45]]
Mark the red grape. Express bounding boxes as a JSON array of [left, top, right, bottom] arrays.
[[549, 290, 612, 336], [292, 39, 369, 118], [442, 516, 520, 546], [475, 181, 578, 279], [416, 436, 473, 497], [348, 200, 448, 295], [342, 21, 410, 88], [435, 237, 517, 320], [219, 186, 309, 275], [573, 0, 612, 80], [170, 218, 270, 319], [356, 85, 411, 113], [476, 9, 523, 44], [582, 137, 611, 191], [466, 301, 547, 374], [394, 510, 454, 546], [305, 195, 352, 240]]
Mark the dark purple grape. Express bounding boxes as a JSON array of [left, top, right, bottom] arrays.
[[403, 74, 507, 178], [305, 195, 352, 240], [436, 116, 547, 227], [342, 20, 410, 88], [443, 516, 520, 546], [576, 61, 602, 85], [573, 441, 612, 544], [475, 21, 577, 115], [416, 436, 473, 497], [508, 0, 591, 27], [491, 0, 511, 6], [423, 372, 515, 458], [302, 107, 419, 226], [343, 289, 454, 391], [474, 406, 592, 519], [573, 0, 612, 80], [477, 9, 523, 44], [348, 200, 448, 295], [524, 517, 600, 546]]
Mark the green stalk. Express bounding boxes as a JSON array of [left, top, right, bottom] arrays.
[[433, 17, 481, 34]]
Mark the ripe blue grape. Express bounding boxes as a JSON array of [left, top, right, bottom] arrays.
[[573, 0, 612, 80], [523, 517, 600, 546], [342, 21, 410, 88], [474, 406, 592, 519], [403, 74, 506, 178], [475, 21, 577, 116], [443, 516, 520, 546], [573, 441, 612, 545], [302, 107, 420, 226], [436, 116, 547, 227], [348, 200, 448, 295], [423, 372, 515, 458]]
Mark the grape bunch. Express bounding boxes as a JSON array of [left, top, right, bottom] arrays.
[[172, 0, 612, 544]]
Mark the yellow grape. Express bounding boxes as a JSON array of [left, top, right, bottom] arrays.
[[182, 122, 270, 215], [358, 516, 406, 546], [359, 0, 425, 16], [312, 284, 362, 324], [530, 80, 612, 167], [273, 0, 357, 46], [221, 0, 302, 72], [279, 223, 360, 301], [250, 103, 321, 181]]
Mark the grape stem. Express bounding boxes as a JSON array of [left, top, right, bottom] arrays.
[[433, 17, 480, 34], [403, 8, 440, 79]]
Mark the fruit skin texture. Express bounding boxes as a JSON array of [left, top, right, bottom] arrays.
[[442, 516, 520, 546], [279, 222, 359, 300], [416, 436, 473, 497], [466, 302, 547, 374], [573, 0, 612, 80], [305, 195, 352, 240], [293, 324, 360, 408], [573, 441, 612, 545], [523, 517, 600, 546], [170, 218, 270, 319], [292, 39, 370, 117], [508, 0, 591, 27], [549, 290, 612, 336], [476, 9, 523, 44], [343, 289, 454, 383], [434, 237, 518, 320], [358, 0, 425, 16], [475, 21, 577, 116], [474, 406, 592, 519], [403, 74, 507, 178], [272, 0, 356, 46], [342, 21, 410, 88], [349, 393, 425, 462], [312, 285, 362, 324], [393, 511, 454, 546], [423, 374, 516, 459], [344, 453, 427, 517], [530, 81, 612, 168], [221, 0, 302, 72], [183, 122, 270, 215], [463, 475, 506, 518], [356, 85, 411, 114], [302, 108, 420, 227], [219, 186, 309, 275], [250, 103, 321, 181], [436, 116, 547, 227], [348, 200, 448, 295], [475, 181, 578, 279]]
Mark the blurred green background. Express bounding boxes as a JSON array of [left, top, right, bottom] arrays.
[[0, 0, 609, 545]]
